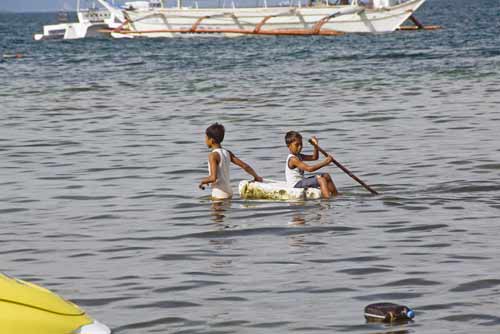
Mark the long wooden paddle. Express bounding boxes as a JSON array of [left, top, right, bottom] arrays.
[[308, 139, 379, 195]]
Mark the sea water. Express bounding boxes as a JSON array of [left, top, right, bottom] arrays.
[[1, 0, 500, 333]]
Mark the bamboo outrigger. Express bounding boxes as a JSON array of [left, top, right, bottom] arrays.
[[398, 14, 441, 30]]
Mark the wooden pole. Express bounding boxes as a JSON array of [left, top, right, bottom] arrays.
[[308, 139, 379, 195], [409, 14, 424, 29]]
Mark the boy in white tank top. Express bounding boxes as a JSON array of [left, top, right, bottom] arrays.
[[285, 131, 339, 199], [199, 123, 263, 200]]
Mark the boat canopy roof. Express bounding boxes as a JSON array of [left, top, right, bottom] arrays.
[[93, 0, 413, 9]]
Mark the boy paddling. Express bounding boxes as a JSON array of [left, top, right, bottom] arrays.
[[285, 131, 339, 199], [199, 123, 263, 199]]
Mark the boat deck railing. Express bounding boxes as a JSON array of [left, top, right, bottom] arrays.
[[85, 0, 416, 12], [101, 0, 362, 10], [79, 9, 112, 23]]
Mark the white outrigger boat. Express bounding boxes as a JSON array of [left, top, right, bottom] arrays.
[[95, 0, 437, 38]]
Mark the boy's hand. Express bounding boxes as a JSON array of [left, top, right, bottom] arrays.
[[310, 136, 319, 146], [326, 155, 334, 163], [254, 176, 263, 182]]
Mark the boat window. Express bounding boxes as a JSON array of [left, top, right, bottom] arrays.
[[49, 29, 66, 35]]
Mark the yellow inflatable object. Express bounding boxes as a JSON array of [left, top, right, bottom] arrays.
[[0, 273, 110, 334]]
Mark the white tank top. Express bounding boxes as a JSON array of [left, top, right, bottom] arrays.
[[209, 148, 233, 199], [285, 154, 304, 187]]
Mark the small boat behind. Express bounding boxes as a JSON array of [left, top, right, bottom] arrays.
[[239, 179, 322, 201], [34, 1, 124, 41]]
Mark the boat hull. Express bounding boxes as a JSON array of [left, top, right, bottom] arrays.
[[34, 22, 111, 41], [112, 0, 426, 38], [34, 10, 118, 41]]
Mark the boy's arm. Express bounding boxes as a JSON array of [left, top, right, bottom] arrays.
[[289, 154, 332, 173], [229, 151, 263, 182], [301, 136, 319, 161], [198, 152, 220, 189]]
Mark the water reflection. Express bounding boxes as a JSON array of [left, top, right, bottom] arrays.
[[368, 329, 410, 334], [210, 200, 231, 224], [289, 213, 306, 226], [288, 201, 334, 226]]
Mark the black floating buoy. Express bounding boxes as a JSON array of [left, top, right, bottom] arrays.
[[364, 302, 415, 323]]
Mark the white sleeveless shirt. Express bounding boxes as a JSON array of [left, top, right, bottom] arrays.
[[209, 148, 233, 199], [285, 154, 304, 187]]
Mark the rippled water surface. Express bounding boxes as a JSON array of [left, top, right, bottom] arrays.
[[1, 0, 500, 333]]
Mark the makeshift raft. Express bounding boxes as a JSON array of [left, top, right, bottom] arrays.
[[239, 179, 322, 201]]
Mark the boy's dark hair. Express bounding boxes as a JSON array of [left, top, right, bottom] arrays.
[[206, 123, 225, 144], [285, 131, 302, 146]]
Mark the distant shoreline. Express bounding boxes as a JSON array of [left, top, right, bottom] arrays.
[[0, 10, 76, 13]]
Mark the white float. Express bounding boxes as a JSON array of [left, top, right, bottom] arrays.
[[239, 179, 322, 201]]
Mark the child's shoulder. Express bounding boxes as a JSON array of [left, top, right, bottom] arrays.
[[211, 148, 233, 159], [287, 153, 303, 160], [287, 154, 303, 167], [208, 150, 220, 159], [223, 147, 234, 156]]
